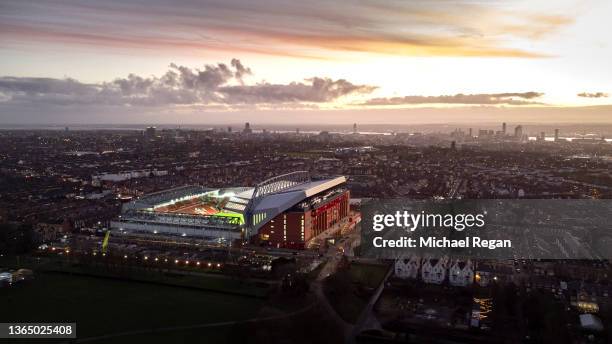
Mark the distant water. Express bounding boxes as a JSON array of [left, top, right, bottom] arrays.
[[528, 136, 612, 142], [2, 123, 612, 138], [0, 125, 143, 131], [0, 124, 393, 135]]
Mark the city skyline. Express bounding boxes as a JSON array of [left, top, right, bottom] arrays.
[[1, 0, 612, 124]]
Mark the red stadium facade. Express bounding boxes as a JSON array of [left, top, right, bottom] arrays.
[[256, 190, 350, 249]]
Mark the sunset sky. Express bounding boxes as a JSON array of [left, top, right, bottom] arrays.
[[1, 0, 611, 124]]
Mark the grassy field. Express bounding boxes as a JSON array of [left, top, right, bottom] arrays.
[[323, 262, 390, 323], [1, 272, 266, 343], [347, 262, 389, 289]]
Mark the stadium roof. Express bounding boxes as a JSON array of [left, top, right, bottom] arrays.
[[248, 176, 347, 233], [232, 176, 346, 202], [128, 185, 213, 209], [252, 176, 346, 212]]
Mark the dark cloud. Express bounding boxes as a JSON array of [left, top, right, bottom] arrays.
[[0, 77, 98, 96], [231, 59, 252, 83], [577, 92, 608, 98], [0, 60, 374, 107], [219, 77, 376, 104], [363, 92, 544, 106]]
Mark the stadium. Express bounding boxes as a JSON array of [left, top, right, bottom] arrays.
[[110, 171, 350, 249]]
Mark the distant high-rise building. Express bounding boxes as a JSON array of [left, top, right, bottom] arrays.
[[145, 126, 156, 138], [228, 126, 232, 133], [514, 125, 523, 138], [296, 128, 300, 134], [540, 131, 546, 141], [554, 128, 559, 141], [468, 128, 473, 137], [450, 128, 461, 138], [353, 123, 357, 134], [502, 122, 507, 135], [243, 122, 252, 134]]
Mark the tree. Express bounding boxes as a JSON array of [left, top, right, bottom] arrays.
[[0, 223, 37, 256]]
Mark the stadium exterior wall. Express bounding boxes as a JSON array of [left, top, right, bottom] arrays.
[[255, 190, 350, 249], [109, 220, 243, 241]]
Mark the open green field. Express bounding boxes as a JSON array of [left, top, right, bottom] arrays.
[[347, 262, 389, 289], [323, 262, 390, 323], [1, 272, 266, 343]]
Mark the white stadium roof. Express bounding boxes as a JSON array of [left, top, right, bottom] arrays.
[[247, 176, 347, 233]]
